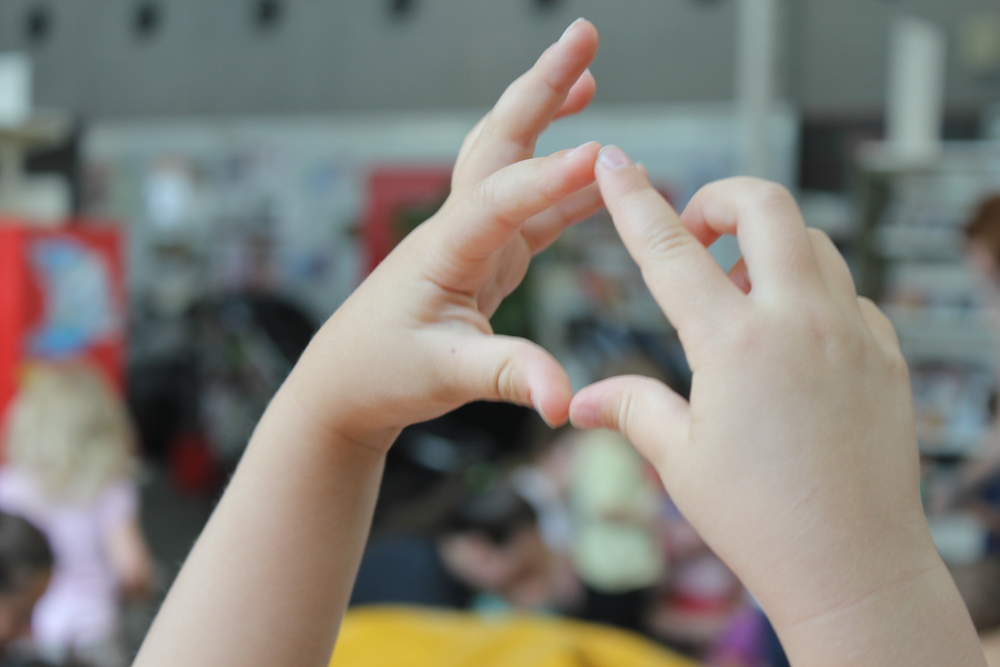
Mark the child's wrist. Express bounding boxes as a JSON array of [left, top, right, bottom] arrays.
[[763, 522, 940, 625], [774, 558, 984, 666], [270, 370, 401, 457]]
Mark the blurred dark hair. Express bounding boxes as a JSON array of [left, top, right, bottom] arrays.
[[966, 194, 1000, 267], [0, 513, 53, 594], [444, 482, 537, 546]]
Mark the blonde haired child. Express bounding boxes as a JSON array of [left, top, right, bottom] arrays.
[[0, 362, 151, 667]]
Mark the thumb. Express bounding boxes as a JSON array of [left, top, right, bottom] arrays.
[[454, 335, 573, 427], [569, 376, 691, 469]]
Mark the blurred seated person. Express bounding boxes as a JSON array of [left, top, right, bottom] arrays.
[[351, 478, 581, 615], [0, 364, 153, 667], [651, 500, 770, 667], [0, 512, 53, 665], [960, 196, 1000, 542]]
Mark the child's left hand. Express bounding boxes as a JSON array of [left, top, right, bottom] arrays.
[[284, 19, 602, 450]]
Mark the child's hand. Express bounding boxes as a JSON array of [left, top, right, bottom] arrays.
[[570, 149, 948, 643], [285, 20, 601, 450]]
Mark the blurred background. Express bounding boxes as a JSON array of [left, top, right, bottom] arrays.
[[0, 1, 999, 666]]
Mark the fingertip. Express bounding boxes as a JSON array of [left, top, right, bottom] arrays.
[[565, 140, 601, 163], [569, 400, 603, 431], [532, 382, 572, 429], [547, 141, 600, 191], [596, 145, 633, 172], [559, 18, 599, 52]]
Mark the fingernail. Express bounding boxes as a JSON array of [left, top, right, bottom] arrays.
[[598, 145, 631, 170], [532, 395, 553, 428], [566, 141, 594, 158], [560, 18, 585, 42], [570, 404, 601, 430]]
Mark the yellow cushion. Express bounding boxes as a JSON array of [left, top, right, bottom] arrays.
[[331, 606, 700, 667]]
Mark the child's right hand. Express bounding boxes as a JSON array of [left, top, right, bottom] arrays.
[[281, 19, 602, 452], [570, 149, 984, 665]]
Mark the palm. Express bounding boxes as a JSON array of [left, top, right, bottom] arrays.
[[382, 20, 602, 425]]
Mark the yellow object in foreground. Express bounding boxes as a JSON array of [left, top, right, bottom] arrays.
[[331, 606, 700, 667]]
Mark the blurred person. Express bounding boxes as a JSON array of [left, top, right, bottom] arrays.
[[957, 196, 1000, 552], [0, 364, 152, 667], [132, 19, 986, 667], [351, 478, 582, 615], [0, 512, 53, 662], [569, 355, 666, 632], [653, 501, 768, 666]]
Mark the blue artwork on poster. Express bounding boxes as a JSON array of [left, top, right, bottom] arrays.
[[27, 238, 117, 358]]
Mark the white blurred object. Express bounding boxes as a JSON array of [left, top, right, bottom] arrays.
[[736, 0, 780, 180], [886, 16, 947, 164], [0, 53, 31, 128], [0, 175, 70, 224], [0, 113, 73, 224], [928, 512, 987, 567]]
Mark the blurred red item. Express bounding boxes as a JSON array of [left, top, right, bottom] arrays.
[[168, 430, 218, 497], [0, 221, 126, 429], [361, 166, 452, 275]]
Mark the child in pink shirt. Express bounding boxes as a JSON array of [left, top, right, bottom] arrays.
[[0, 363, 151, 667]]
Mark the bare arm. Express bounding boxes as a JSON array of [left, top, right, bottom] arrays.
[[132, 393, 388, 666]]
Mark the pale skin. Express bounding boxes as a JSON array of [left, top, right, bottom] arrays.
[[132, 19, 986, 667]]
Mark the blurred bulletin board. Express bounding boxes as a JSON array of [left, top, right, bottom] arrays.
[[0, 224, 126, 419], [82, 103, 798, 322]]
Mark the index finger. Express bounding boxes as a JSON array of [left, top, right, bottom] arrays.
[[452, 19, 599, 190], [595, 146, 744, 340]]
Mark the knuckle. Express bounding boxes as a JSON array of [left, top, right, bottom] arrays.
[[644, 219, 695, 261], [807, 227, 833, 249], [886, 349, 911, 384], [615, 388, 639, 440], [752, 181, 796, 214], [475, 180, 521, 231], [620, 189, 691, 260], [493, 355, 520, 403]]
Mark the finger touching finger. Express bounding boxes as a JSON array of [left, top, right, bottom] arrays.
[[570, 375, 690, 470], [521, 181, 603, 254], [438, 142, 600, 274], [454, 335, 573, 427], [595, 145, 744, 339]]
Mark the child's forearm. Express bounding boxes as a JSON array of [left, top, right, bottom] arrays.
[[776, 561, 986, 666], [133, 21, 602, 667], [132, 383, 392, 667]]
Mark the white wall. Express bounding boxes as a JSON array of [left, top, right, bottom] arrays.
[[0, 0, 997, 118]]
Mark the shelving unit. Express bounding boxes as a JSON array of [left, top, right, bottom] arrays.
[[855, 141, 1000, 458]]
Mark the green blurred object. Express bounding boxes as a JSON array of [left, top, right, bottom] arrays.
[[394, 199, 536, 341]]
